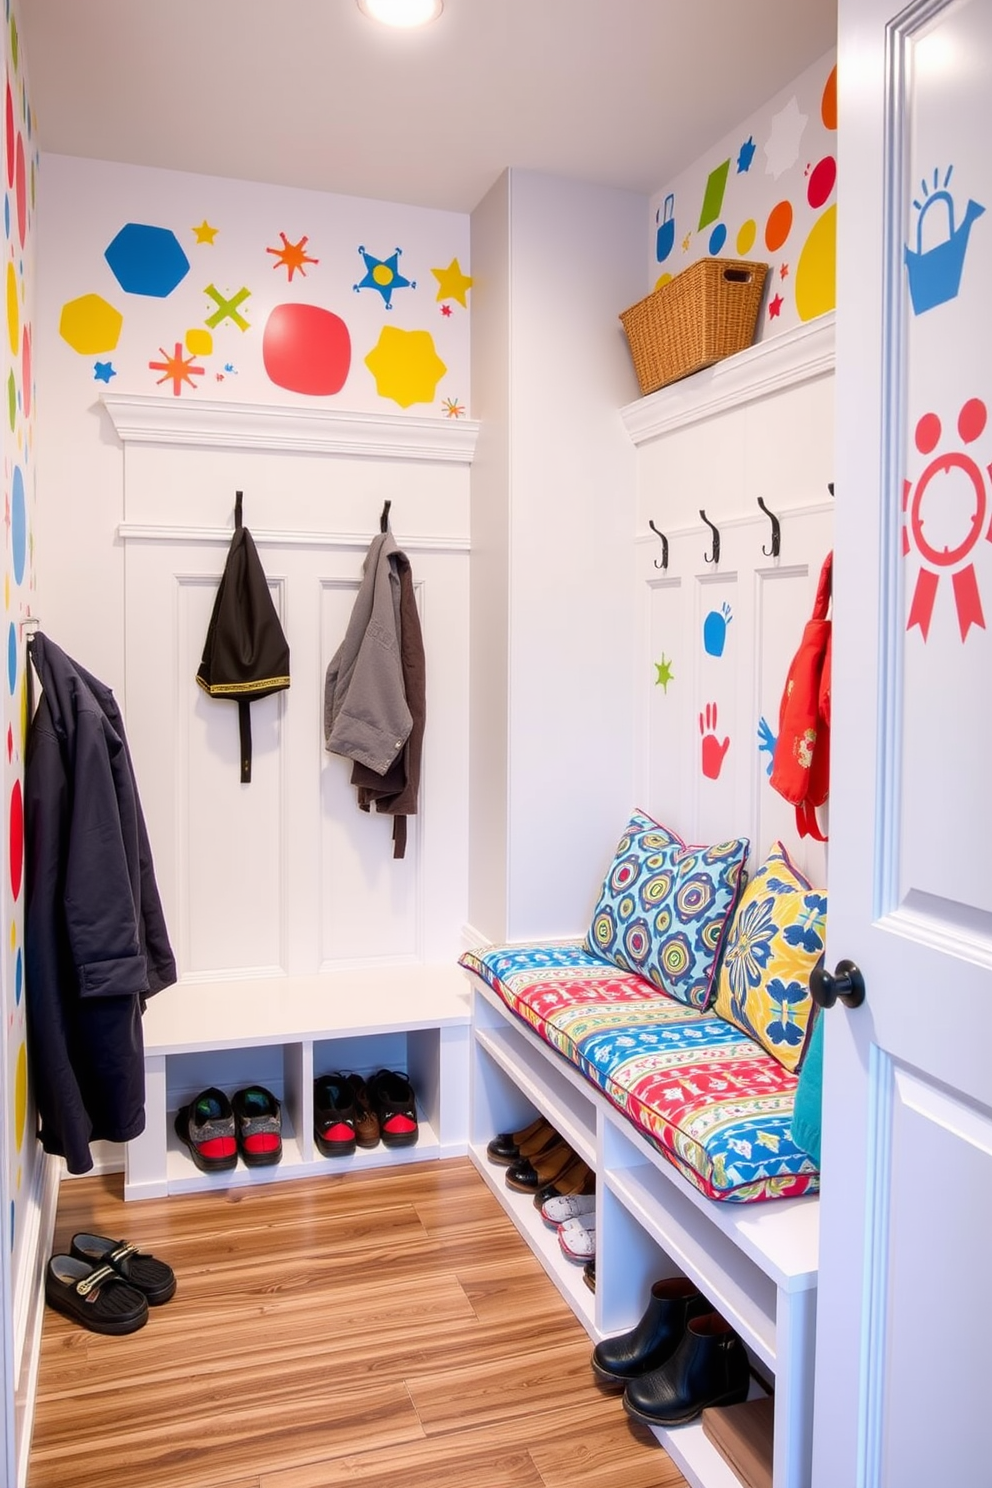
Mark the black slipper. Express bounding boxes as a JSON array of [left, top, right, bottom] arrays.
[[69, 1233, 177, 1306], [45, 1254, 149, 1335]]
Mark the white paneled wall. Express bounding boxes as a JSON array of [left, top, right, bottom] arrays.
[[629, 317, 836, 887], [114, 407, 474, 982]]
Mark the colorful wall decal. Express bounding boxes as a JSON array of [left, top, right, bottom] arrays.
[[104, 222, 190, 297], [821, 64, 837, 131], [431, 257, 472, 306], [10, 463, 25, 583], [764, 200, 793, 254], [654, 654, 675, 691], [703, 603, 733, 657], [148, 342, 205, 396], [192, 219, 218, 244], [904, 396, 992, 642], [904, 166, 984, 316], [736, 219, 757, 255], [708, 223, 727, 255], [648, 50, 836, 343], [364, 325, 446, 408], [58, 293, 123, 355], [698, 160, 731, 231], [699, 702, 730, 779], [757, 715, 777, 775], [93, 360, 116, 383], [266, 231, 318, 281], [204, 282, 251, 331], [186, 327, 212, 356], [794, 202, 836, 322], [262, 303, 350, 395], [764, 96, 808, 179], [655, 195, 676, 263], [807, 156, 837, 210], [354, 245, 414, 309], [442, 397, 464, 418]]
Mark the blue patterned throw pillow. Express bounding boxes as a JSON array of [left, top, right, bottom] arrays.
[[714, 841, 827, 1071], [585, 809, 749, 1010]]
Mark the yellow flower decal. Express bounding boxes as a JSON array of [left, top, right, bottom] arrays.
[[364, 326, 447, 409]]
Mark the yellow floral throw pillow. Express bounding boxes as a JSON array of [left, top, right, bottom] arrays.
[[714, 842, 826, 1072]]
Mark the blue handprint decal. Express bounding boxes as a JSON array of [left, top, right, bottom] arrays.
[[756, 715, 777, 777]]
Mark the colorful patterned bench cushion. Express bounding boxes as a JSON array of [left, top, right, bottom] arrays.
[[460, 939, 819, 1204]]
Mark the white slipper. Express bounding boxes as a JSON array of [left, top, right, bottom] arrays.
[[541, 1191, 596, 1228], [558, 1221, 596, 1262]]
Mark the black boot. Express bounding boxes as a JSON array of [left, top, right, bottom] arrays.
[[622, 1311, 751, 1427], [591, 1277, 707, 1388]]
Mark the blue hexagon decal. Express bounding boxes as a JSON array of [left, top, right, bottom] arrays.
[[104, 223, 190, 298]]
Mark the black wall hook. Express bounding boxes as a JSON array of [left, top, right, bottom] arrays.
[[699, 509, 720, 565], [379, 499, 392, 532], [757, 496, 781, 557], [648, 519, 669, 570]]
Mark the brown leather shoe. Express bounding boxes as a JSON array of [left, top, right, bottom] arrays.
[[345, 1073, 380, 1149], [505, 1140, 575, 1194]]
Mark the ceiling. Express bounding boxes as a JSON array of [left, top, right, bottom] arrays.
[[19, 1, 837, 215]]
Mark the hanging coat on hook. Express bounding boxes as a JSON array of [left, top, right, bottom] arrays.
[[196, 492, 291, 783], [770, 552, 832, 841]]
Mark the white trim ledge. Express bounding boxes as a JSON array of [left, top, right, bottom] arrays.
[[117, 523, 469, 555], [620, 311, 835, 446], [101, 393, 480, 465]]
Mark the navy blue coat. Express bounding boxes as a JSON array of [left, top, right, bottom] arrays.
[[24, 635, 176, 1173]]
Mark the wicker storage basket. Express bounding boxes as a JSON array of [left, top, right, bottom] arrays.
[[620, 257, 769, 395]]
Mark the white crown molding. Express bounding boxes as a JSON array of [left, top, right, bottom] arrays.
[[101, 392, 480, 464], [620, 311, 835, 446], [117, 523, 469, 554]]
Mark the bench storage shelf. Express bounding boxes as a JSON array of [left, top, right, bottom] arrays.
[[125, 965, 471, 1200], [467, 975, 819, 1488]]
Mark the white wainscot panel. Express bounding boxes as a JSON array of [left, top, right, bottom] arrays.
[[644, 574, 684, 824], [179, 576, 285, 976], [876, 1065, 992, 1487], [319, 580, 419, 966], [693, 568, 742, 848]]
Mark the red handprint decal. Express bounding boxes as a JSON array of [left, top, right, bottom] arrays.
[[699, 702, 730, 780]]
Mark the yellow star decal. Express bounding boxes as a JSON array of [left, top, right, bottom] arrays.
[[431, 257, 473, 307], [192, 220, 219, 245]]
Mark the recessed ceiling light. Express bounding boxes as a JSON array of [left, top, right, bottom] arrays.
[[358, 0, 443, 28]]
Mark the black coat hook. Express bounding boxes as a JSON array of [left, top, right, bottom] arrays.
[[648, 519, 669, 570], [827, 482, 834, 497], [379, 499, 392, 533], [757, 496, 781, 557], [699, 509, 720, 566]]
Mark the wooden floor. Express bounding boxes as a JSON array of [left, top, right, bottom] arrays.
[[28, 1157, 688, 1488]]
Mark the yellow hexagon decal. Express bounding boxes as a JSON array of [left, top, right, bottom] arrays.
[[59, 293, 123, 355], [364, 326, 447, 409]]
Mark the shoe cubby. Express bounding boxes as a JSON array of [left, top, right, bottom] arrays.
[[467, 976, 817, 1488], [125, 966, 471, 1199]]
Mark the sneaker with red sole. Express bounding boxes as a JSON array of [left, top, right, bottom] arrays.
[[367, 1069, 419, 1148], [314, 1073, 358, 1158], [174, 1087, 238, 1172], [232, 1085, 283, 1167]]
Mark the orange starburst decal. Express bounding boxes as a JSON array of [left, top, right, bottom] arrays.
[[442, 397, 465, 418], [148, 343, 205, 397], [267, 232, 319, 281]]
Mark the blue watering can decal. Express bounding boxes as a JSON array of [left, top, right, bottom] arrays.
[[656, 194, 676, 264], [904, 166, 984, 315]]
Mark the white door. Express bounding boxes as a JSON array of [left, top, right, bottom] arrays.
[[814, 3, 992, 1485]]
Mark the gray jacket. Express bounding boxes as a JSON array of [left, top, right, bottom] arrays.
[[324, 530, 412, 775]]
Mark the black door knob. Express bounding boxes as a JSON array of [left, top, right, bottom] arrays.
[[809, 957, 866, 1009]]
